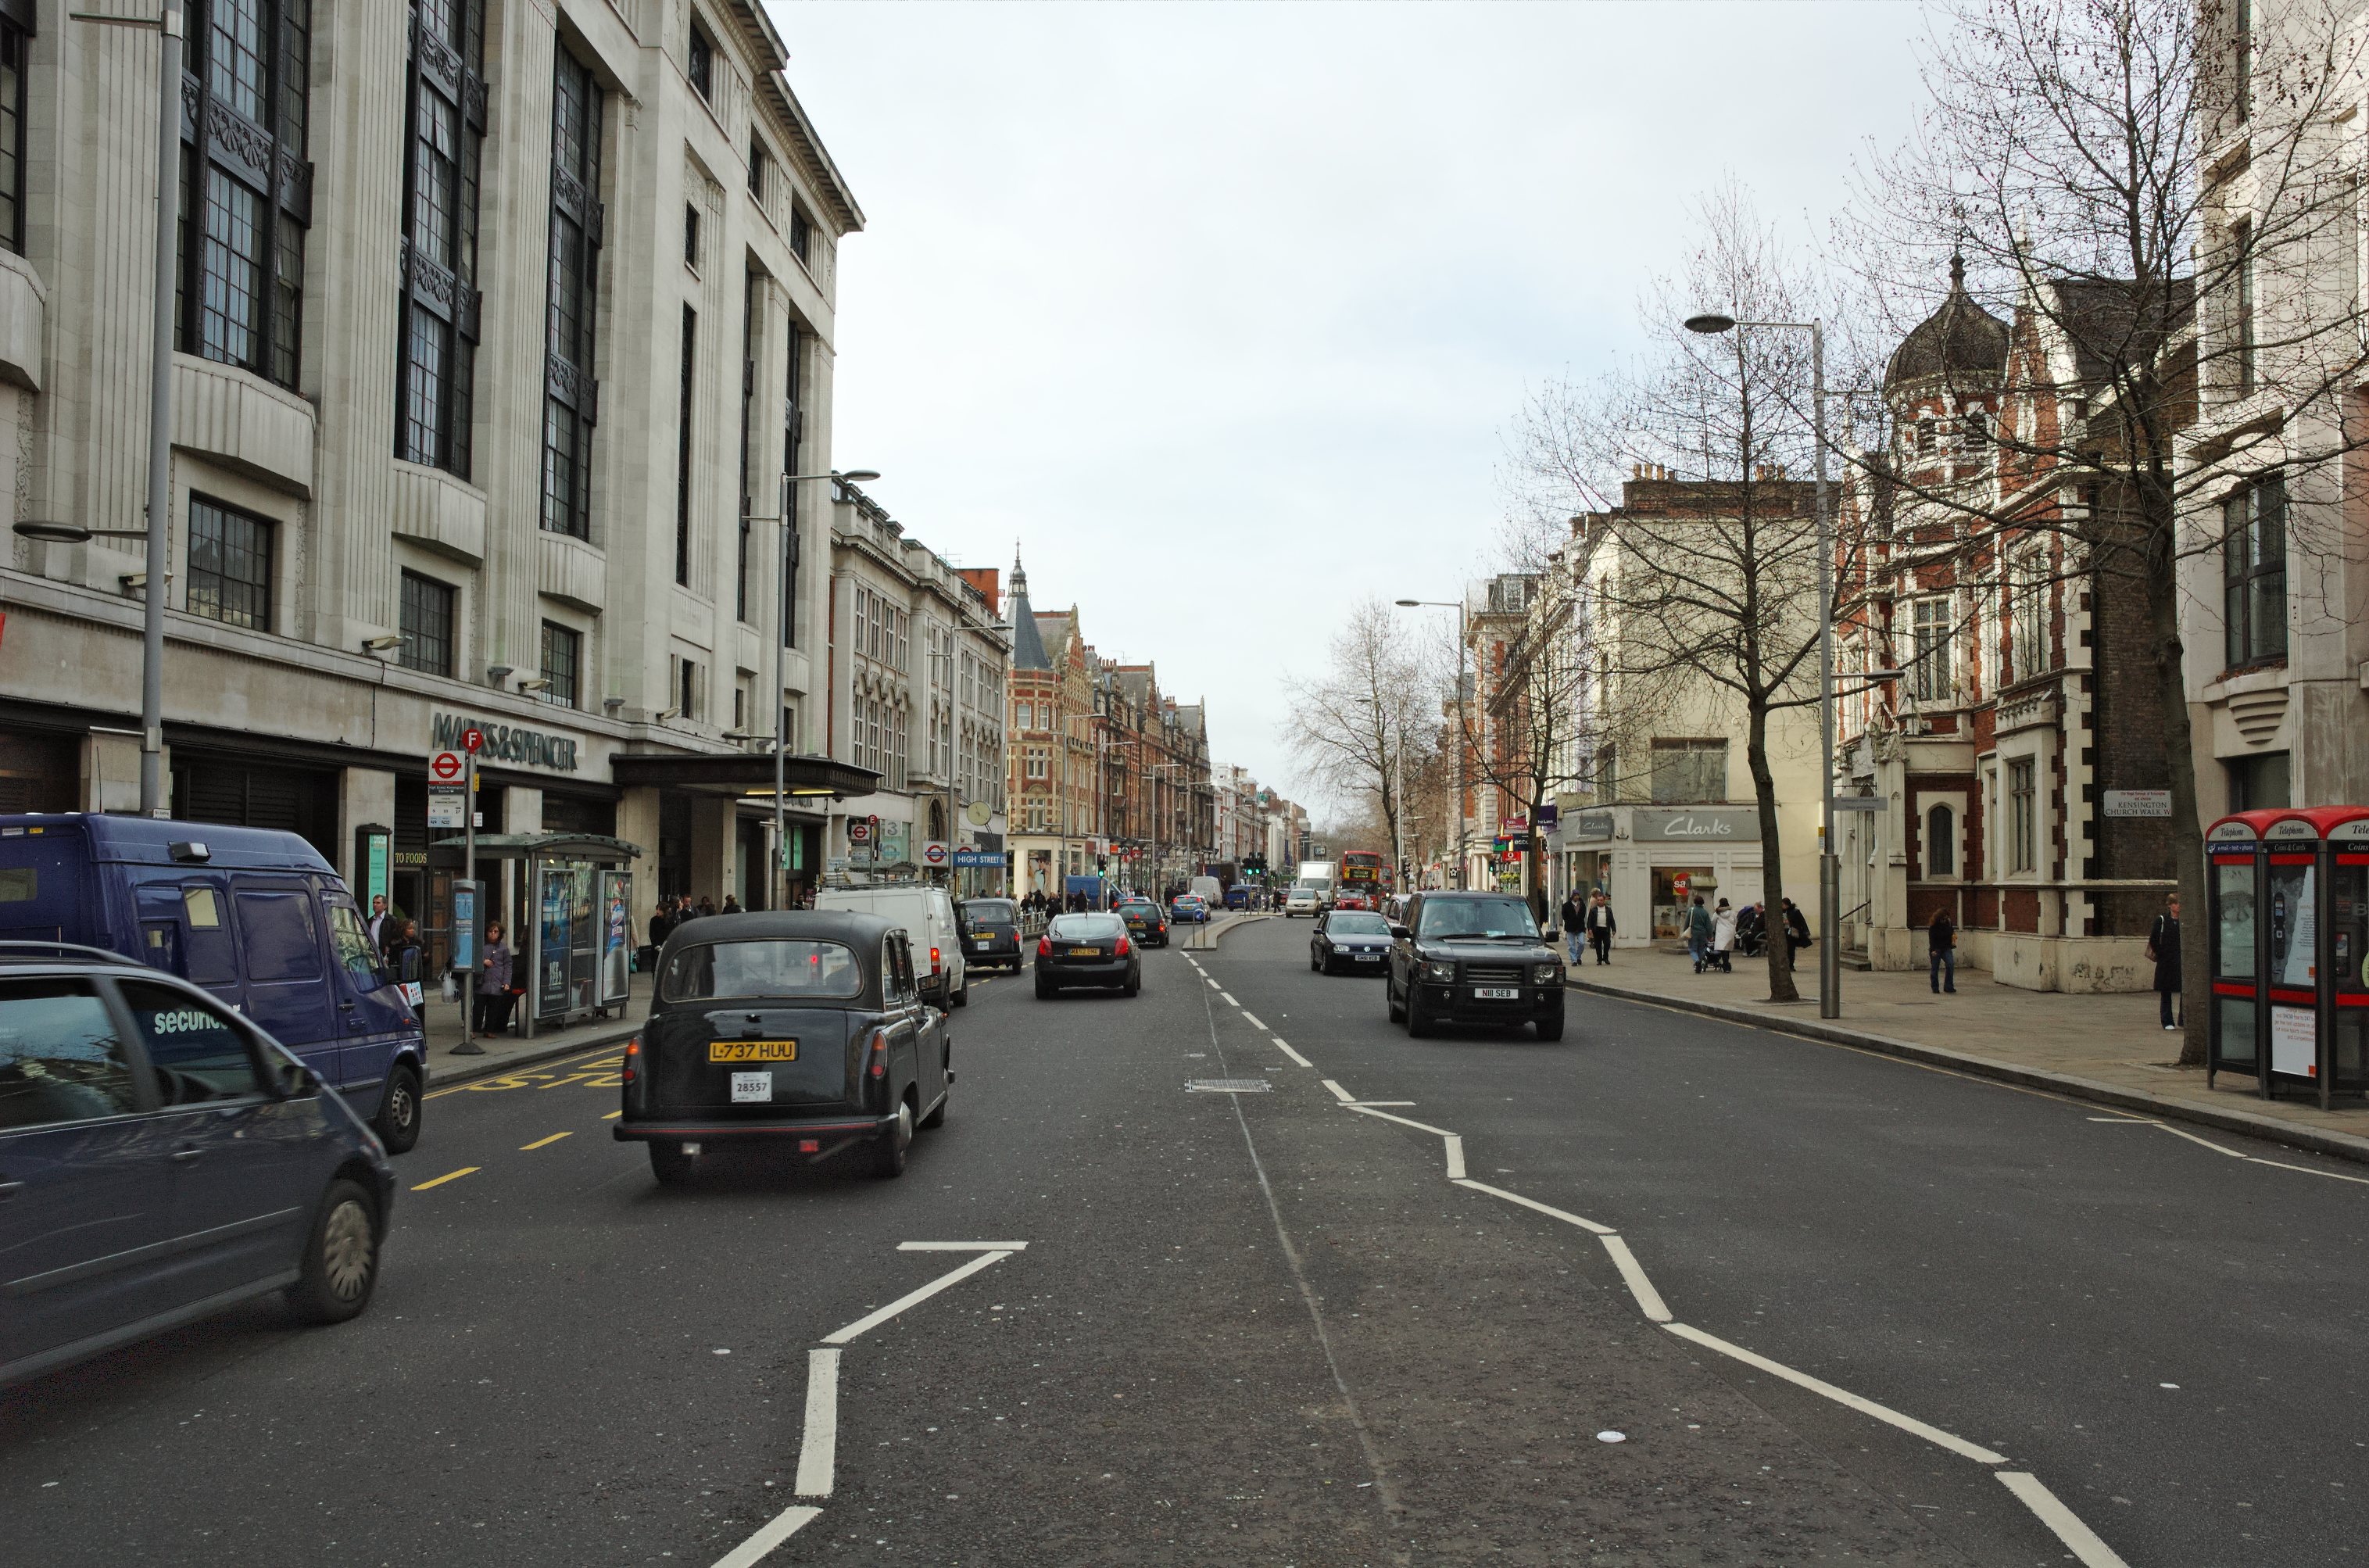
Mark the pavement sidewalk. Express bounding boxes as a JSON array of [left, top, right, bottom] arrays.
[[1565, 947, 2369, 1165], [416, 971, 650, 1089]]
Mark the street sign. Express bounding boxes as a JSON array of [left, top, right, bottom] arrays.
[[921, 840, 950, 868], [428, 787, 465, 828], [459, 726, 485, 754], [952, 847, 993, 868], [429, 750, 464, 783], [846, 820, 873, 843], [1311, 843, 1329, 858], [2103, 789, 2172, 818], [1830, 797, 1886, 813]]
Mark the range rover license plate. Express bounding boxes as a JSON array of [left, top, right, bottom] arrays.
[[710, 1040, 797, 1062], [1474, 986, 1520, 1000], [729, 1071, 772, 1103]]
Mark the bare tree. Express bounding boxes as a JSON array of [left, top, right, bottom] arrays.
[[1283, 596, 1437, 873], [1844, 0, 2369, 1061]]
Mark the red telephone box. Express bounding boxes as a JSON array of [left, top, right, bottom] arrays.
[[2206, 805, 2369, 1108]]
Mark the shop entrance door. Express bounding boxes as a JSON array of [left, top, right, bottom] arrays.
[[1652, 866, 1711, 940]]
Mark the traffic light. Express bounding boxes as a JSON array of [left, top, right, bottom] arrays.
[[1096, 854, 1108, 872]]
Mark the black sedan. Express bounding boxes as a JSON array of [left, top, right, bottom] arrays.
[[1116, 898, 1171, 947], [615, 911, 950, 1183], [1312, 908, 1394, 974], [958, 897, 1025, 972], [1034, 913, 1141, 998], [1385, 891, 1566, 1040]]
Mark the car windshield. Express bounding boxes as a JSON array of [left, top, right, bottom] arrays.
[[1416, 898, 1539, 940], [1050, 915, 1124, 940], [1329, 912, 1390, 936], [660, 939, 863, 1002], [963, 900, 1015, 922]]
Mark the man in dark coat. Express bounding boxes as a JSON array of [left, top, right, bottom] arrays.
[[2148, 893, 2182, 1030], [1782, 899, 1811, 970], [1558, 892, 1584, 965], [1930, 908, 1957, 994]]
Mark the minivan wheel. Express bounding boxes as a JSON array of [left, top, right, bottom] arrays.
[[374, 1065, 422, 1155], [872, 1101, 914, 1178], [286, 1179, 380, 1325]]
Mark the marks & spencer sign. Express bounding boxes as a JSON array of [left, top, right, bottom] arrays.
[[432, 713, 581, 772]]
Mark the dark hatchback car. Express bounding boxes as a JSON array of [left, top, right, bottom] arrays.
[[615, 912, 950, 1183], [1115, 899, 1170, 947], [1385, 892, 1566, 1040], [1033, 913, 1141, 998], [0, 943, 395, 1387], [957, 898, 1024, 972], [1312, 909, 1394, 974]]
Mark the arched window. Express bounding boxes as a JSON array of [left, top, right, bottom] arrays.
[[1926, 804, 1956, 878]]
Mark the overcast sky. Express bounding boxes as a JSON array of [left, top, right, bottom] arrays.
[[769, 2, 1935, 812]]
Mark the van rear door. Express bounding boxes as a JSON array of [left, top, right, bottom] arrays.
[[0, 826, 91, 946]]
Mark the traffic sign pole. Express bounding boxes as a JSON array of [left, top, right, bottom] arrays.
[[453, 747, 484, 1056]]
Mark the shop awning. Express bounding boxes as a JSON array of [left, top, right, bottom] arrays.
[[427, 832, 642, 868], [607, 750, 880, 800]]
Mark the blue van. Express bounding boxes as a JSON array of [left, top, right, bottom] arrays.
[[0, 816, 428, 1152]]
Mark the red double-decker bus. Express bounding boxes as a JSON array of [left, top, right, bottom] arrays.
[[1337, 850, 1388, 910]]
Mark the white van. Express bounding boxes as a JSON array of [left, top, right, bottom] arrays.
[[1188, 875, 1224, 910], [814, 883, 968, 1008]]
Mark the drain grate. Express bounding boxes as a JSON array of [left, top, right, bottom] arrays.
[[1186, 1078, 1273, 1094]]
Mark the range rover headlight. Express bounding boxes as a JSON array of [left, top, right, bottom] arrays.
[[1533, 961, 1562, 985], [1422, 960, 1457, 983]]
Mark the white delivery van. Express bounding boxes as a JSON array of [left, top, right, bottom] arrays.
[[1188, 875, 1224, 910], [814, 883, 968, 1008]]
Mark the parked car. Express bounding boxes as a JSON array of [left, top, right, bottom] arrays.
[[1385, 891, 1566, 1041], [1312, 909, 1394, 974], [1115, 898, 1170, 947], [814, 883, 967, 1008], [0, 814, 429, 1153], [615, 911, 950, 1183], [957, 897, 1024, 972], [0, 942, 396, 1387], [1169, 893, 1210, 925], [1283, 886, 1322, 918], [1034, 913, 1141, 998]]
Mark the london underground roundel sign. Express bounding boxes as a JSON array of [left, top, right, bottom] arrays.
[[429, 750, 464, 783]]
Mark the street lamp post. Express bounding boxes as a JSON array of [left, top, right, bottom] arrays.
[[753, 467, 877, 909], [1396, 597, 1469, 890], [1682, 311, 1839, 1017]]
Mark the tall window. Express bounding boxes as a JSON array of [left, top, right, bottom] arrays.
[[539, 621, 580, 710], [687, 20, 713, 101], [2224, 475, 2287, 668], [1910, 596, 1954, 701], [782, 321, 804, 646], [2009, 552, 2048, 682], [0, 16, 26, 255], [2008, 758, 2037, 873], [684, 203, 700, 269], [2234, 0, 2252, 123], [187, 496, 272, 630], [2232, 217, 2256, 397], [738, 274, 761, 623], [399, 571, 455, 677], [178, 0, 312, 390], [790, 203, 814, 268], [1648, 739, 1725, 804], [1925, 803, 1956, 878], [541, 48, 602, 540], [675, 305, 695, 585], [747, 132, 767, 200], [395, 0, 485, 477]]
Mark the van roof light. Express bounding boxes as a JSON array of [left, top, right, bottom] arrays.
[[170, 840, 212, 863]]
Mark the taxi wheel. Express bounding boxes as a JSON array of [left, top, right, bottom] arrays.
[[872, 1100, 914, 1179], [374, 1065, 422, 1155], [286, 1179, 380, 1325], [650, 1143, 697, 1186]]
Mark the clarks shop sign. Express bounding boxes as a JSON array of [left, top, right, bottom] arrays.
[[431, 712, 581, 772], [1636, 808, 1755, 842]]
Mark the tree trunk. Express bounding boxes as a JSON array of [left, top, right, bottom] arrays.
[[2140, 497, 2210, 1067], [1747, 694, 1799, 1003]]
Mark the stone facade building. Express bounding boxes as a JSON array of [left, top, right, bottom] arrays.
[[0, 1, 877, 984]]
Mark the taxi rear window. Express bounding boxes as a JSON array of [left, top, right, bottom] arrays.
[[660, 939, 863, 1002]]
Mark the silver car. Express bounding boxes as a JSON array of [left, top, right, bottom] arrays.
[[1283, 886, 1322, 918]]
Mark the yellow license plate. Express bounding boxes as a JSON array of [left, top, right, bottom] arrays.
[[709, 1040, 798, 1062], [1068, 947, 1101, 957]]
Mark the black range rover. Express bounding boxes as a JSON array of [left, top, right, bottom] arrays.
[[1385, 891, 1566, 1040], [615, 911, 950, 1183]]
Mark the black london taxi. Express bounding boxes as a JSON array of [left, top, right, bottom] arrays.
[[957, 897, 1025, 972], [1114, 897, 1170, 947], [614, 911, 950, 1183], [1385, 890, 1566, 1041]]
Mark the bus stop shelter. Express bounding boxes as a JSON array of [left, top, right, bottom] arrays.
[[431, 832, 642, 1036]]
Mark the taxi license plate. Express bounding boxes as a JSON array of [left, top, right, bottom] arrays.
[[974, 938, 992, 948], [710, 1040, 797, 1062], [1474, 986, 1520, 1000], [730, 1071, 772, 1103], [1068, 947, 1101, 957]]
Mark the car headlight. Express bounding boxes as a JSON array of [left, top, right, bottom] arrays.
[[1422, 960, 1457, 983], [1533, 962, 1562, 985]]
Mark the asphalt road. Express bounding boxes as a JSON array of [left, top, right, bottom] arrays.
[[4, 912, 2360, 1566]]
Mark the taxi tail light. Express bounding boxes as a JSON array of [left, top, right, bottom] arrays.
[[868, 1026, 890, 1079], [622, 1036, 640, 1085], [1115, 935, 1132, 958], [1036, 936, 1051, 958]]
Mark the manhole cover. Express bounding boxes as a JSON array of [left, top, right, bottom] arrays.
[[1186, 1079, 1273, 1094]]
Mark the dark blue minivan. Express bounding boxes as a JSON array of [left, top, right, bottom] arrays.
[[0, 817, 428, 1152]]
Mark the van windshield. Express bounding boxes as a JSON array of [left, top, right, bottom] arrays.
[[661, 940, 864, 1002]]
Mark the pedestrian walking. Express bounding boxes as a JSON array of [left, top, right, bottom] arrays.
[[1586, 891, 1616, 965], [1712, 899, 1736, 973], [697, 895, 717, 918], [474, 921, 515, 1036], [1558, 891, 1584, 966], [367, 893, 389, 948], [1687, 895, 1713, 973], [721, 893, 742, 915], [2147, 893, 2182, 1030], [1929, 907, 1958, 994], [1782, 898, 1811, 971]]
